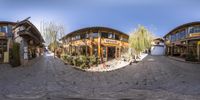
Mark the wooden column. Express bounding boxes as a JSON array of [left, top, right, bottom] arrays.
[[186, 40, 189, 56], [97, 31, 101, 58], [119, 47, 121, 58], [89, 32, 93, 56], [115, 46, 117, 58], [106, 47, 108, 61], [197, 42, 200, 61]]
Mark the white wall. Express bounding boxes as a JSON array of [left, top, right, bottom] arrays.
[[151, 45, 165, 56]]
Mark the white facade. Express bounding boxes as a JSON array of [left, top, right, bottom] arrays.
[[151, 41, 165, 56]]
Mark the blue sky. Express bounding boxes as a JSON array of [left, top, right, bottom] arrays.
[[0, 0, 200, 37]]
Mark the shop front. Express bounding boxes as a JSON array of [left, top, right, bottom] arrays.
[[13, 19, 45, 65], [0, 32, 9, 63], [187, 39, 200, 61], [0, 39, 7, 63]]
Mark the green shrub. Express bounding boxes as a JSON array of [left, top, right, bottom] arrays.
[[10, 42, 21, 67], [79, 55, 89, 69], [61, 53, 68, 61], [63, 54, 100, 69], [88, 55, 96, 66], [185, 53, 198, 62], [66, 55, 73, 65]]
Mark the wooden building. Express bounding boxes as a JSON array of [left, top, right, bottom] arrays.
[[0, 18, 44, 65], [164, 22, 200, 61], [13, 18, 45, 64], [61, 27, 129, 61], [0, 21, 16, 63]]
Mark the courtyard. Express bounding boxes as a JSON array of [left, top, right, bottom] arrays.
[[0, 53, 200, 100]]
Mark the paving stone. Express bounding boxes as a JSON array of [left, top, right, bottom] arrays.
[[0, 53, 200, 99]]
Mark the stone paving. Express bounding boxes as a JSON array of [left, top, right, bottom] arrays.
[[0, 53, 200, 100]]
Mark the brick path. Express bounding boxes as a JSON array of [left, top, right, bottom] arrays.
[[0, 53, 200, 100]]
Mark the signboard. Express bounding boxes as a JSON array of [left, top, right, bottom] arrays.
[[0, 32, 5, 37], [103, 39, 118, 44], [189, 33, 200, 37], [24, 53, 28, 59]]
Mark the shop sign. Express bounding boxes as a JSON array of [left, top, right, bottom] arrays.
[[24, 53, 28, 59], [189, 33, 200, 37], [0, 32, 5, 37], [104, 39, 118, 44]]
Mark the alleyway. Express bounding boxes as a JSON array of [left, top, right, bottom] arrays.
[[0, 53, 200, 100]]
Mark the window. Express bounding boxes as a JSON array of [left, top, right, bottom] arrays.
[[86, 33, 89, 38], [80, 34, 86, 39], [189, 27, 194, 33], [76, 35, 80, 40], [72, 36, 76, 40], [92, 33, 98, 38], [188, 26, 200, 34], [180, 29, 186, 39], [115, 34, 120, 40], [171, 34, 175, 42], [121, 37, 128, 42], [108, 33, 115, 39], [101, 32, 108, 38], [0, 26, 8, 33], [194, 26, 200, 33]]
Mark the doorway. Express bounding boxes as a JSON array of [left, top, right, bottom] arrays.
[[197, 41, 200, 61], [0, 39, 7, 63], [107, 46, 116, 60]]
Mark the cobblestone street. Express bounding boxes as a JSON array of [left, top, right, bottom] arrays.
[[0, 53, 200, 100]]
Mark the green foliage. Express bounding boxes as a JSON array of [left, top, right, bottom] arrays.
[[185, 52, 198, 62], [10, 42, 21, 67], [79, 55, 89, 69], [129, 25, 153, 56], [89, 55, 96, 66], [62, 54, 100, 69], [73, 57, 79, 66]]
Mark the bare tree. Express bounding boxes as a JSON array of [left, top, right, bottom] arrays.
[[40, 21, 65, 57]]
